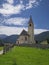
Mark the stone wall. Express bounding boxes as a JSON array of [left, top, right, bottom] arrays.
[[16, 35, 29, 44], [16, 43, 49, 49]]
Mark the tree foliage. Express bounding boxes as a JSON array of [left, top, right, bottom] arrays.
[[47, 39, 49, 44]]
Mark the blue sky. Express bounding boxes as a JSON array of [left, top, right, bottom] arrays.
[[0, 0, 49, 35]]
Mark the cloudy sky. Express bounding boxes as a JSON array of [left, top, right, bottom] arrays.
[[0, 0, 49, 35]]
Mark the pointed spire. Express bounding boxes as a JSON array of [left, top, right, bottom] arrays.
[[30, 15, 32, 20], [29, 15, 33, 24]]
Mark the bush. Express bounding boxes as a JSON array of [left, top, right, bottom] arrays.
[[47, 39, 49, 44]]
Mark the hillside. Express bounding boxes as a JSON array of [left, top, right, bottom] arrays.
[[0, 34, 7, 39], [0, 46, 49, 65], [35, 31, 49, 42], [3, 35, 19, 43]]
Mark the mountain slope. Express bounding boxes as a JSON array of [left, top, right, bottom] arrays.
[[3, 35, 19, 43], [35, 31, 49, 42], [0, 34, 7, 39]]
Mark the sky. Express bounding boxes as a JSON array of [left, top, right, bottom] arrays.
[[0, 0, 49, 35]]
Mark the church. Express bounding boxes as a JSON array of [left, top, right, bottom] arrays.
[[16, 16, 35, 44]]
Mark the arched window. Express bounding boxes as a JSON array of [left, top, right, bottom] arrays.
[[18, 41, 19, 44], [25, 37, 27, 41], [29, 24, 31, 26]]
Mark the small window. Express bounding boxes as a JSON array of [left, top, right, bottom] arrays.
[[29, 24, 31, 26], [18, 41, 19, 44], [25, 37, 27, 41]]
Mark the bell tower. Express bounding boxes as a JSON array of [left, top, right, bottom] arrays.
[[28, 16, 35, 44]]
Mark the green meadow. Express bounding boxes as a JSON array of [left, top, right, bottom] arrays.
[[0, 47, 3, 51], [0, 46, 49, 65]]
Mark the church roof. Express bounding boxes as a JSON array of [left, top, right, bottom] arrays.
[[20, 29, 29, 36]]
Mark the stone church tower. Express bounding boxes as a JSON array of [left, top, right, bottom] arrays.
[[16, 16, 35, 45], [28, 16, 35, 44]]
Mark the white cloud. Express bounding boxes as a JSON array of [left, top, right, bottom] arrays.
[[0, 3, 24, 15], [34, 29, 49, 34], [20, 0, 23, 4], [0, 26, 49, 35], [7, 0, 14, 4], [0, 0, 41, 16], [2, 17, 28, 25], [26, 0, 39, 9], [26, 0, 42, 9], [0, 26, 27, 35]]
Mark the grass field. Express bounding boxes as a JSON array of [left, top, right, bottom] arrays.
[[0, 47, 3, 51], [0, 46, 49, 65]]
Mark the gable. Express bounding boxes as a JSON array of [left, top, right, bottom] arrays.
[[20, 29, 29, 36]]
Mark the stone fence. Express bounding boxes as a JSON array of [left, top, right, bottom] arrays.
[[2, 43, 49, 54], [3, 44, 14, 54], [16, 43, 49, 49]]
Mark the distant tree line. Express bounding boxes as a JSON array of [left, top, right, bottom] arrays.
[[0, 39, 4, 46], [47, 38, 49, 44]]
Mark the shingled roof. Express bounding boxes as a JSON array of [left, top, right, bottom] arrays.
[[20, 29, 29, 36]]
